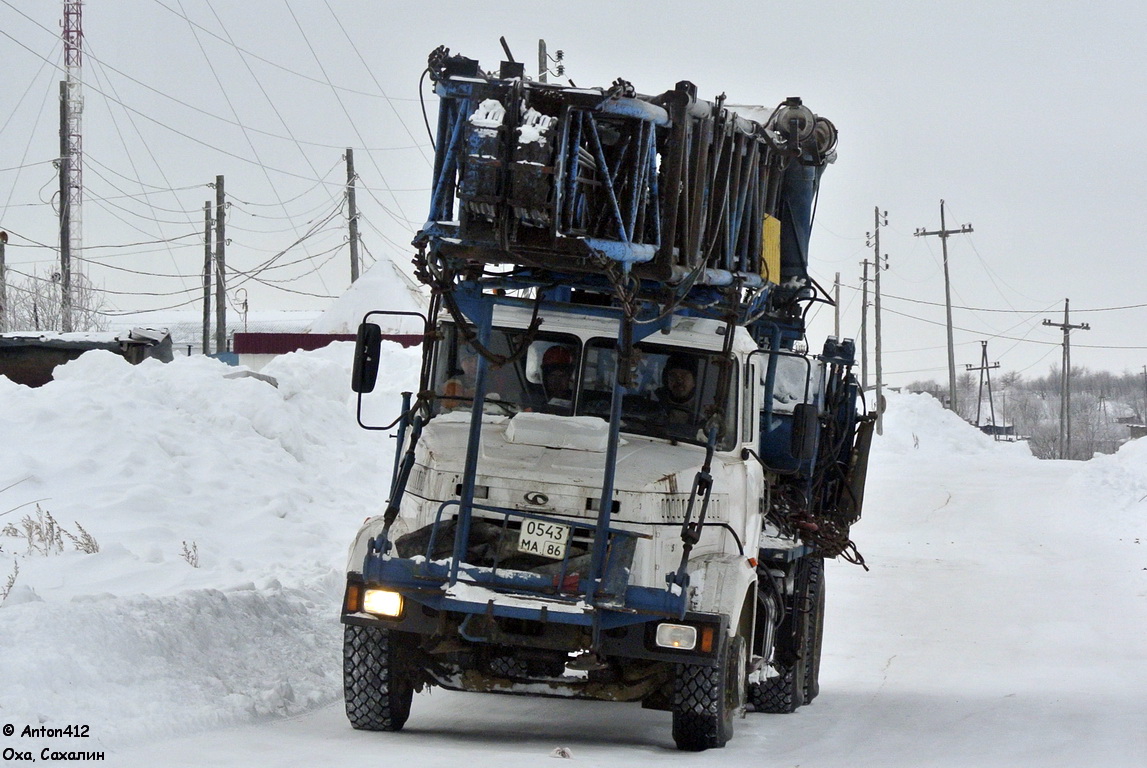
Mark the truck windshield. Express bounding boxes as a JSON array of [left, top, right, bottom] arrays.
[[575, 339, 738, 451], [431, 323, 581, 416]]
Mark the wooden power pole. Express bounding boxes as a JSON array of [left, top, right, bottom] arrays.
[[0, 230, 7, 333], [1043, 299, 1090, 459], [202, 201, 212, 354], [859, 258, 870, 390], [1142, 365, 1147, 423], [538, 40, 563, 83], [214, 175, 226, 354], [346, 148, 360, 283], [833, 271, 841, 339], [915, 200, 972, 413], [867, 207, 889, 434], [965, 340, 1000, 435]]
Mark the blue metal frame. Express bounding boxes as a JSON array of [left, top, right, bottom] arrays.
[[367, 56, 860, 647]]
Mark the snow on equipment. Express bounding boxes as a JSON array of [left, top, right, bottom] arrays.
[[342, 46, 874, 751]]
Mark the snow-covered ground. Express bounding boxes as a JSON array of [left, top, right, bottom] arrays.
[[1, 345, 1144, 766]]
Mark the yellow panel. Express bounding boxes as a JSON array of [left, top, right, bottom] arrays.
[[761, 214, 781, 284]]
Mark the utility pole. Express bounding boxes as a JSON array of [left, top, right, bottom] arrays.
[[538, 40, 563, 83], [965, 340, 1000, 436], [867, 207, 889, 434], [1141, 365, 1147, 423], [346, 148, 361, 283], [1042, 299, 1090, 459], [859, 258, 870, 390], [833, 271, 841, 339], [202, 201, 212, 355], [214, 175, 226, 354], [58, 80, 73, 333], [915, 200, 973, 413], [0, 230, 7, 333]]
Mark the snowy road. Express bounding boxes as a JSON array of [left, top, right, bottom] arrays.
[[115, 400, 1146, 767]]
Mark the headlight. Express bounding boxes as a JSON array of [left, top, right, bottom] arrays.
[[655, 623, 698, 650], [362, 588, 404, 618]]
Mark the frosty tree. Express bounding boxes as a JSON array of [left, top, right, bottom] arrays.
[[2, 269, 105, 333]]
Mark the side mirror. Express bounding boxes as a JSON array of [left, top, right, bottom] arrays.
[[351, 322, 383, 393], [790, 402, 819, 461]]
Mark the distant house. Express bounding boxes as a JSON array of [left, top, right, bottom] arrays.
[[978, 423, 1017, 439], [1129, 424, 1147, 440]]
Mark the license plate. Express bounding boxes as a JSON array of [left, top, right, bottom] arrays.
[[517, 519, 571, 560]]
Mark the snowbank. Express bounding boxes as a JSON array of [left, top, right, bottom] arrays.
[[0, 342, 420, 745]]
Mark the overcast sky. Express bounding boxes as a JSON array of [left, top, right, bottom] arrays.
[[2, 1, 1145, 385]]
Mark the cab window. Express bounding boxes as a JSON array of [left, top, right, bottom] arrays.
[[576, 339, 737, 451], [431, 324, 580, 415]]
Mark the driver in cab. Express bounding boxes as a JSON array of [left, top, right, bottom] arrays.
[[655, 354, 698, 427]]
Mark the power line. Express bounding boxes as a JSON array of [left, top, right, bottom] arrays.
[[0, 26, 352, 184], [148, 0, 420, 102], [281, 2, 415, 234], [174, 0, 332, 301], [0, 0, 419, 153], [322, 0, 432, 167], [881, 305, 1147, 350], [0, 160, 57, 174], [839, 282, 1147, 315], [0, 37, 58, 221], [83, 39, 200, 289]]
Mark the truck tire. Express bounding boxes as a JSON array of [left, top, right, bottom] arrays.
[[748, 555, 824, 713], [343, 624, 414, 731], [803, 557, 826, 703], [747, 661, 803, 713], [671, 633, 747, 751]]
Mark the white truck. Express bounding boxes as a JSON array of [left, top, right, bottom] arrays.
[[341, 48, 873, 751]]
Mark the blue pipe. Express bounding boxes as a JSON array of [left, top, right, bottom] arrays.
[[390, 391, 412, 493], [588, 311, 632, 606], [429, 100, 468, 222], [586, 115, 630, 244], [449, 298, 493, 586]]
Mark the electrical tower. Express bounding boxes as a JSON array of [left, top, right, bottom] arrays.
[[61, 1, 84, 330], [965, 340, 1000, 437]]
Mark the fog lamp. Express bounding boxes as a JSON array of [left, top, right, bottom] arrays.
[[655, 623, 698, 650], [362, 588, 403, 618]]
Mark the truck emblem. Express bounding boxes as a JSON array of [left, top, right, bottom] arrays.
[[523, 491, 549, 506]]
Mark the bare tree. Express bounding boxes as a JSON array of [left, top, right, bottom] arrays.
[[3, 269, 106, 332]]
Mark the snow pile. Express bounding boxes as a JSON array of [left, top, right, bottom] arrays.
[[0, 341, 420, 745], [1078, 432, 1147, 512], [308, 258, 428, 335], [876, 390, 1031, 459]]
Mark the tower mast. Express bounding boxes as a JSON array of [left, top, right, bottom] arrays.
[[62, 1, 84, 330]]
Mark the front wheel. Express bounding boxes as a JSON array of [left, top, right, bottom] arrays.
[[671, 633, 747, 751], [343, 624, 415, 731]]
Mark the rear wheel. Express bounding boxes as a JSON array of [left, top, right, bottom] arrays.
[[343, 624, 415, 731], [803, 558, 826, 703], [749, 555, 824, 713], [671, 632, 747, 751]]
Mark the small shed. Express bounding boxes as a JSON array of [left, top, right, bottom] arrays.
[[0, 328, 173, 387]]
